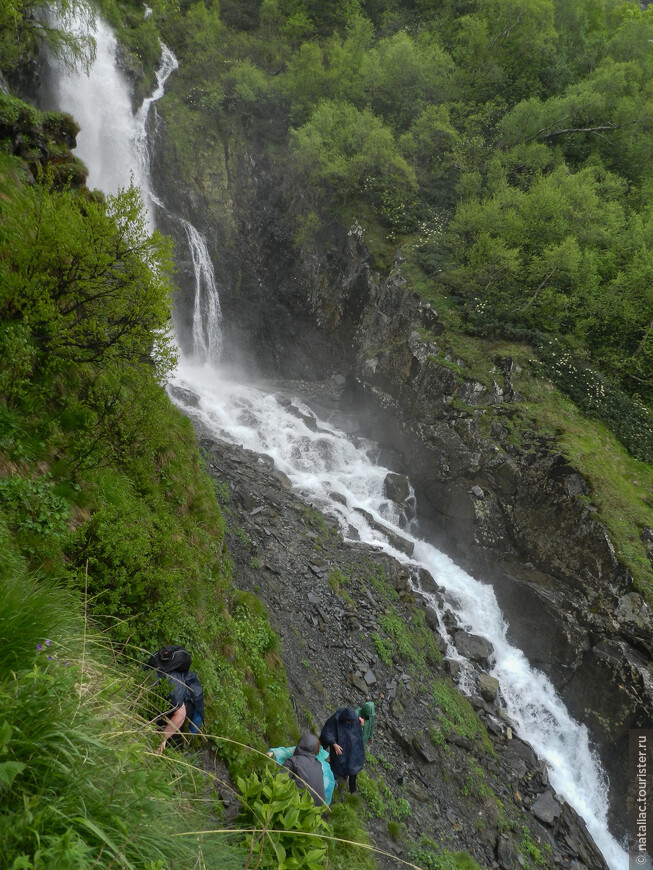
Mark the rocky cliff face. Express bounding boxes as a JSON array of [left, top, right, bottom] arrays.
[[152, 109, 652, 839], [171, 392, 610, 870]]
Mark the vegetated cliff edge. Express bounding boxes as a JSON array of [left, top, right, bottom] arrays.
[[151, 101, 653, 839], [0, 83, 613, 870]]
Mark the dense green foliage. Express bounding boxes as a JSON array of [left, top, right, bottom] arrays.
[[0, 0, 96, 73], [0, 520, 243, 869], [0, 95, 301, 863], [149, 0, 653, 464], [236, 767, 329, 868]]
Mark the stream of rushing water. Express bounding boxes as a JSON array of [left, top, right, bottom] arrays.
[[45, 17, 627, 869]]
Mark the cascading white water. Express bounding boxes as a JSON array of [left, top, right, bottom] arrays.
[[183, 219, 223, 364], [168, 360, 627, 870], [49, 18, 147, 205], [44, 13, 627, 870], [48, 15, 221, 363], [133, 43, 178, 215]]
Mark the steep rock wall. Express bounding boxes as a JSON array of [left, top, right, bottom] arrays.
[[152, 110, 652, 837]]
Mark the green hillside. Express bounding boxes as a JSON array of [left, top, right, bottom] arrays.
[[1, 0, 652, 867]]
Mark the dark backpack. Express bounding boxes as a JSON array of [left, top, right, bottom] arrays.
[[146, 645, 192, 676]]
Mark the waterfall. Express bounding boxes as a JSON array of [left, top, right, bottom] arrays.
[[48, 18, 148, 205], [168, 362, 628, 870], [43, 12, 627, 870], [47, 13, 222, 363], [183, 219, 223, 364]]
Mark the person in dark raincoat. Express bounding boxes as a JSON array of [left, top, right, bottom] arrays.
[[319, 706, 365, 793], [281, 734, 327, 806]]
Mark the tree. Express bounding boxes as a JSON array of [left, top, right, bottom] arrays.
[[0, 169, 176, 468], [0, 0, 96, 75], [446, 164, 628, 334], [291, 99, 417, 226], [361, 30, 456, 130], [451, 0, 558, 102], [1, 179, 174, 374]]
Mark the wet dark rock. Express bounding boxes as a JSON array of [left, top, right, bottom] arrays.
[[478, 673, 500, 703], [454, 631, 494, 665], [406, 779, 429, 802], [167, 384, 201, 407], [384, 472, 411, 504], [497, 833, 519, 870], [444, 659, 463, 682], [411, 731, 439, 763], [532, 790, 561, 826], [353, 507, 415, 557]]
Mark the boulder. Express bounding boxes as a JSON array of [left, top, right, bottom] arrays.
[[531, 790, 561, 826], [454, 631, 494, 665], [384, 472, 411, 504], [496, 834, 519, 870], [478, 673, 500, 703]]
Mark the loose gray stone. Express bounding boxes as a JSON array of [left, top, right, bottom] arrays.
[[405, 779, 429, 802], [412, 733, 438, 763], [350, 673, 368, 694], [478, 673, 500, 703], [497, 834, 519, 870], [454, 631, 494, 665], [531, 790, 561, 826]]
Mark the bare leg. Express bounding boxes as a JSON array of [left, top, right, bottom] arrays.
[[156, 703, 186, 754]]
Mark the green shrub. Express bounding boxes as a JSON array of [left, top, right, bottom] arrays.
[[432, 680, 494, 753], [328, 799, 377, 870], [408, 837, 484, 870], [536, 338, 653, 463], [236, 766, 330, 868]]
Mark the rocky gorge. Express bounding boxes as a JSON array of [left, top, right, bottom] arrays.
[[173, 390, 612, 870], [153, 102, 653, 845], [4, 3, 651, 866]]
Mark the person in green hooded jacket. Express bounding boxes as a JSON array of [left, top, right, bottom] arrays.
[[356, 701, 375, 748]]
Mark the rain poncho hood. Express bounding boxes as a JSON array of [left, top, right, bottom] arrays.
[[319, 706, 365, 778], [356, 702, 375, 746], [268, 742, 335, 804], [280, 734, 326, 806]]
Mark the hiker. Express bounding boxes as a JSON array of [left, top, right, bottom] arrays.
[[268, 737, 335, 805], [319, 706, 365, 794], [356, 701, 375, 747], [144, 646, 204, 754], [276, 734, 327, 806]]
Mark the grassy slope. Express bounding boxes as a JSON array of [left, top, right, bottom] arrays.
[[403, 257, 653, 599]]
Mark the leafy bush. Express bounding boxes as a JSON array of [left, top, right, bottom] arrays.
[[408, 838, 484, 870], [236, 766, 329, 869], [291, 99, 417, 228], [536, 339, 653, 463], [328, 798, 376, 870]]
